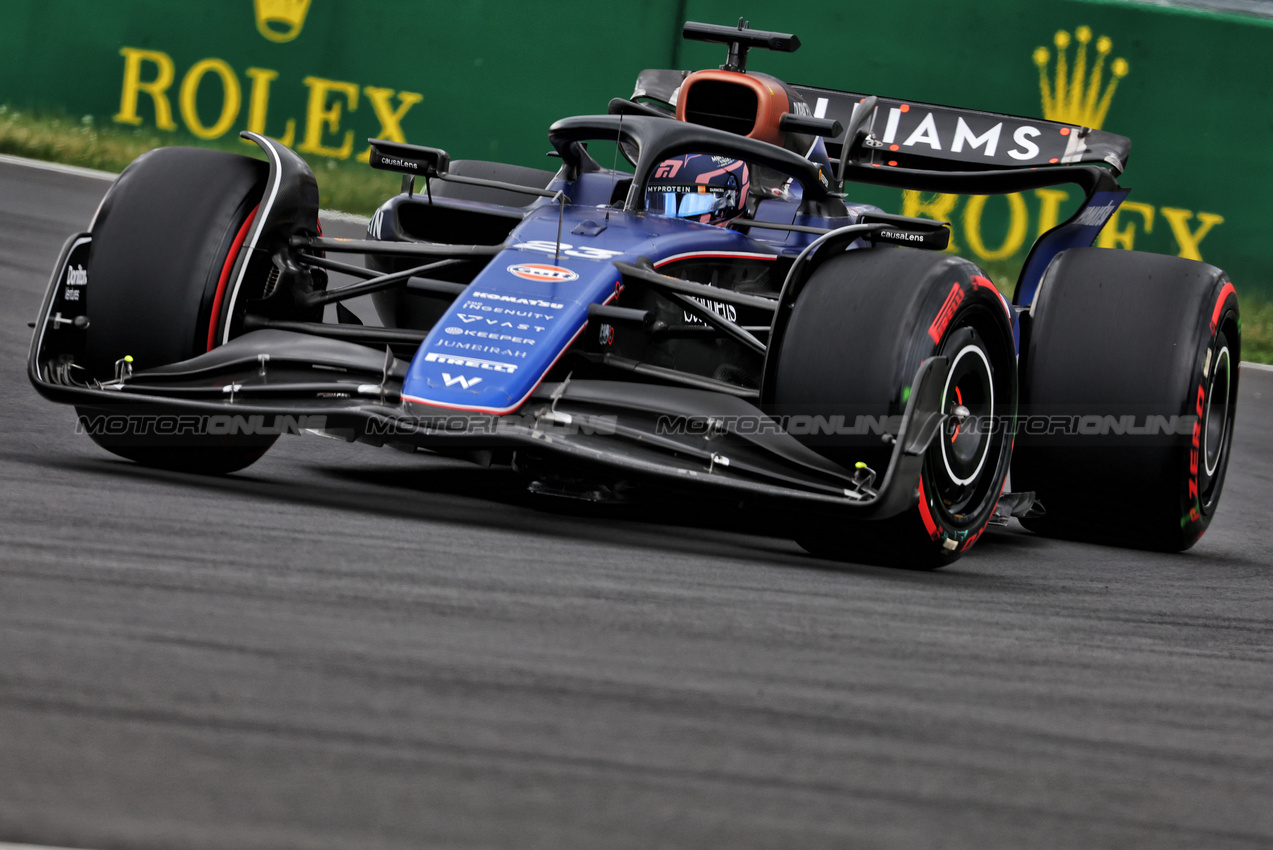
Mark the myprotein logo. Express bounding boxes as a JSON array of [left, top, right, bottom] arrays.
[[254, 0, 312, 43], [507, 263, 578, 283]]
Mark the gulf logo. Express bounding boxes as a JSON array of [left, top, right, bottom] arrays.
[[507, 263, 579, 282]]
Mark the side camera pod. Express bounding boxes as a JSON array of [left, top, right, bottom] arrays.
[[367, 138, 451, 198]]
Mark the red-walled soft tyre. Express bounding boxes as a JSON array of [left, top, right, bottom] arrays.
[[765, 246, 1017, 569], [77, 147, 276, 474], [1013, 247, 1240, 550]]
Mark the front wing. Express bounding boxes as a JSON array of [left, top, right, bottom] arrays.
[[29, 234, 948, 518]]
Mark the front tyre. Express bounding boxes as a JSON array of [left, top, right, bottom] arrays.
[[77, 147, 276, 474], [766, 247, 1017, 569]]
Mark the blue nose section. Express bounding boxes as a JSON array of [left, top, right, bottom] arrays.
[[401, 205, 772, 414], [401, 255, 618, 413]]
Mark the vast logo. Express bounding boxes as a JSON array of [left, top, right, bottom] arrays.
[[254, 0, 312, 43]]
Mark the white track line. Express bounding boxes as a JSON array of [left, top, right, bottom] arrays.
[[0, 152, 368, 224], [0, 843, 104, 850], [0, 151, 115, 181], [1241, 360, 1273, 372], [320, 208, 370, 226]]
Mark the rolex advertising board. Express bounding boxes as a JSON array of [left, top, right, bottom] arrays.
[[0, 0, 682, 163], [0, 0, 1268, 297]]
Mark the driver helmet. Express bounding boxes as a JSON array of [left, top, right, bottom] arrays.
[[645, 154, 749, 225]]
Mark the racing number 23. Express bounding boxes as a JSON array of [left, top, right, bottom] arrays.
[[519, 240, 623, 261]]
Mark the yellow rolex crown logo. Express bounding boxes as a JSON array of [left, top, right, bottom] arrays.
[[254, 0, 312, 43], [1033, 26, 1129, 129]]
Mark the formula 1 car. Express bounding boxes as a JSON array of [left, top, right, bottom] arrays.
[[28, 20, 1239, 567]]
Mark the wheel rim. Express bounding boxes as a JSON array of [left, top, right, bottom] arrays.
[[1202, 343, 1232, 483], [934, 340, 996, 515]]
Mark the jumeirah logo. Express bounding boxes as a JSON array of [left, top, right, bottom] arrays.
[[253, 0, 312, 43], [1032, 26, 1128, 129]]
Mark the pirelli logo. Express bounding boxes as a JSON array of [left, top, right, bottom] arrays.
[[929, 282, 964, 344], [424, 352, 517, 374]]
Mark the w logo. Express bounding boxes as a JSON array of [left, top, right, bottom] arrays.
[[442, 373, 482, 390]]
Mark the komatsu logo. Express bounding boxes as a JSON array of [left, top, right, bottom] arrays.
[[470, 292, 565, 309]]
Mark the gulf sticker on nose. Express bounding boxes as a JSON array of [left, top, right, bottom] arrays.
[[507, 263, 579, 282]]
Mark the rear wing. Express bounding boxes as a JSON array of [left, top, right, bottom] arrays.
[[790, 84, 1131, 176], [628, 69, 1131, 178]]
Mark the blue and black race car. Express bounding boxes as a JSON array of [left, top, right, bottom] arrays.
[[28, 20, 1240, 567]]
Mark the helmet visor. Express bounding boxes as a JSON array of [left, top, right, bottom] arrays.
[[645, 184, 735, 220]]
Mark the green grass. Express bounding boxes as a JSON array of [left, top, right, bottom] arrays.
[[962, 262, 1271, 365], [0, 106, 399, 216], [1240, 298, 1273, 364], [3, 105, 1271, 363]]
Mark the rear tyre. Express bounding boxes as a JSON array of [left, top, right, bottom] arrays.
[[766, 246, 1017, 569], [77, 147, 276, 475], [1013, 247, 1239, 550]]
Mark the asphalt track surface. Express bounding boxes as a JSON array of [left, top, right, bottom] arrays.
[[1, 157, 1270, 850]]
